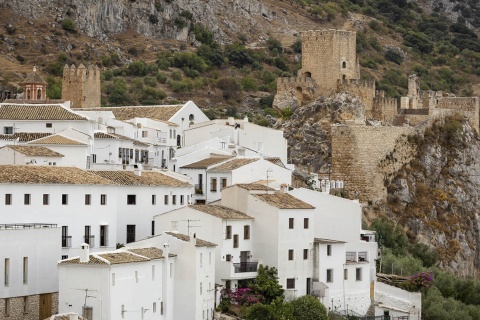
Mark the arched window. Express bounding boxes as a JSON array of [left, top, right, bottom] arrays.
[[26, 89, 31, 100], [342, 61, 346, 68], [176, 134, 181, 147], [303, 71, 312, 78], [189, 114, 195, 121], [37, 88, 42, 100]]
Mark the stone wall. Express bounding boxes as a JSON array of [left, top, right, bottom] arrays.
[[372, 96, 398, 123], [62, 64, 101, 108], [336, 79, 376, 112], [0, 292, 58, 320], [331, 124, 414, 202], [300, 30, 357, 96]]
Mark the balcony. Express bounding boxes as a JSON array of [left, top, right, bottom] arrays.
[[84, 235, 95, 247], [233, 262, 258, 273], [62, 236, 72, 248]]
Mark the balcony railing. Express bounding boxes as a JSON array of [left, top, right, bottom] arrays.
[[195, 184, 204, 195], [233, 262, 258, 273], [62, 236, 72, 248], [84, 235, 95, 247]]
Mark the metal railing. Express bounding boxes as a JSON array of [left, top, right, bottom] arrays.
[[233, 262, 258, 273], [0, 223, 57, 230], [62, 236, 72, 248], [84, 235, 95, 247]]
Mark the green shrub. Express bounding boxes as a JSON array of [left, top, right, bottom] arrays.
[[127, 61, 147, 76], [144, 76, 157, 87], [172, 52, 207, 73], [385, 49, 404, 64], [156, 72, 168, 84], [259, 95, 274, 109], [61, 18, 76, 32], [240, 76, 258, 91], [291, 295, 328, 320], [170, 70, 183, 81], [266, 37, 283, 54], [193, 24, 214, 45], [291, 38, 302, 53]]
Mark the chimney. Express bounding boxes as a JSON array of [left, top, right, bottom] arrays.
[[69, 314, 80, 320], [228, 117, 235, 125], [190, 233, 197, 246], [280, 184, 288, 193], [134, 164, 142, 176], [244, 116, 248, 123], [80, 243, 90, 263]]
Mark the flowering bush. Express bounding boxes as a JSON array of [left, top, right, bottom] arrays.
[[401, 272, 434, 292], [221, 288, 261, 307]]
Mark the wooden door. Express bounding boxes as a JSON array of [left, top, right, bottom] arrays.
[[39, 293, 52, 319]]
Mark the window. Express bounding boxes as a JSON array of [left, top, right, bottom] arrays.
[[62, 194, 68, 205], [100, 194, 107, 205], [46, 123, 52, 128], [3, 126, 13, 134], [226, 225, 232, 239], [180, 195, 184, 205], [118, 147, 123, 159], [43, 194, 49, 205], [233, 235, 239, 248], [288, 249, 294, 260], [172, 195, 177, 205], [344, 269, 348, 280], [327, 269, 333, 283], [130, 149, 133, 159], [84, 226, 92, 246], [142, 130, 148, 137], [152, 195, 156, 205], [151, 221, 155, 236], [127, 195, 136, 205], [61, 255, 68, 260], [62, 226, 70, 248], [327, 245, 332, 256], [289, 218, 294, 229], [112, 273, 115, 286], [221, 178, 227, 189], [211, 178, 217, 191], [244, 225, 250, 240], [23, 257, 28, 284], [356, 268, 362, 281], [85, 194, 91, 205], [225, 280, 231, 290], [24, 194, 30, 205], [304, 218, 309, 229], [342, 61, 346, 68], [127, 225, 136, 243], [189, 114, 194, 121], [164, 195, 169, 205], [286, 278, 295, 289], [226, 254, 232, 262], [5, 194, 11, 205], [4, 258, 9, 286], [153, 302, 157, 313], [100, 225, 108, 247], [303, 249, 308, 260]]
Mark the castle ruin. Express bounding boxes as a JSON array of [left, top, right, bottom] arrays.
[[62, 64, 101, 108]]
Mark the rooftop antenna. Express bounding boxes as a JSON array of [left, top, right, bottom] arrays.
[[73, 288, 97, 317], [266, 168, 273, 191]]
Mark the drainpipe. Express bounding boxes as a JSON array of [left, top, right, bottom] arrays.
[[163, 243, 170, 320]]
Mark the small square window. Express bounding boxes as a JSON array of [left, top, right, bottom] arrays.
[[24, 194, 30, 205], [62, 194, 68, 205], [5, 194, 12, 205], [327, 245, 332, 256], [43, 194, 49, 205], [100, 194, 107, 205], [4, 126, 13, 134], [226, 254, 232, 262], [304, 218, 309, 229], [356, 268, 362, 281], [244, 225, 250, 240], [85, 194, 91, 205], [127, 194, 136, 205], [288, 249, 294, 261], [46, 123, 52, 128], [226, 226, 232, 239], [172, 195, 177, 205], [303, 249, 308, 260], [289, 218, 294, 229], [286, 278, 295, 289], [327, 269, 333, 283], [164, 195, 169, 205]]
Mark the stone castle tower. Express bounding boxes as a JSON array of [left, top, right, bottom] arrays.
[[62, 64, 101, 108], [299, 30, 360, 95]]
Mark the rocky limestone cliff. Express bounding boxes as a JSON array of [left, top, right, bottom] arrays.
[[0, 0, 292, 43]]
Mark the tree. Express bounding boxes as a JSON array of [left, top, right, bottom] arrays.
[[247, 265, 284, 304], [291, 295, 328, 320]]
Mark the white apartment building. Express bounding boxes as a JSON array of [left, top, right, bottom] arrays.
[[0, 223, 61, 319], [154, 203, 256, 290], [0, 165, 193, 259], [184, 117, 288, 164], [127, 232, 216, 320], [58, 244, 174, 320]]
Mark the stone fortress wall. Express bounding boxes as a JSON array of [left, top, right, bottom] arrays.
[[62, 64, 101, 108]]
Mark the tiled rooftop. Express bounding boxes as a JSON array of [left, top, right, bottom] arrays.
[[22, 69, 46, 84], [190, 204, 253, 220], [235, 183, 275, 191], [0, 132, 51, 142], [59, 247, 165, 265], [265, 157, 286, 168], [208, 158, 259, 172], [94, 132, 149, 146], [127, 247, 165, 259], [0, 105, 88, 120], [29, 134, 86, 145], [0, 165, 114, 185], [3, 145, 64, 157], [78, 105, 183, 121], [181, 155, 233, 169], [253, 193, 315, 209], [166, 232, 217, 247], [44, 312, 87, 320], [92, 171, 191, 187]]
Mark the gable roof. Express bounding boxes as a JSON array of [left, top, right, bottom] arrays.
[[208, 158, 259, 172], [0, 105, 88, 120], [0, 132, 51, 142], [265, 157, 286, 168], [92, 171, 191, 187], [181, 155, 233, 169], [59, 247, 165, 265], [94, 132, 149, 147], [2, 145, 64, 157], [235, 183, 275, 191], [190, 204, 253, 220], [78, 105, 183, 121], [0, 165, 114, 185], [165, 232, 217, 247], [28, 134, 87, 145], [253, 193, 315, 209]]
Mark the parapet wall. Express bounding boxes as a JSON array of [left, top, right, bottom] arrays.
[[274, 76, 319, 109], [336, 79, 376, 112], [62, 64, 101, 108]]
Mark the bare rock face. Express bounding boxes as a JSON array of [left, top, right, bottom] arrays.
[[0, 0, 289, 43]]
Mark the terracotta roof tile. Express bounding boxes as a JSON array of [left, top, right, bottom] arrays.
[[236, 183, 275, 191], [253, 193, 315, 209], [78, 105, 183, 121], [0, 105, 88, 120], [166, 232, 217, 247], [0, 165, 114, 185], [190, 204, 253, 219], [208, 158, 259, 172], [181, 156, 233, 169], [59, 256, 108, 265], [22, 69, 46, 84], [98, 252, 150, 264], [92, 171, 191, 187], [265, 157, 286, 168], [127, 247, 164, 259], [0, 132, 51, 142], [59, 248, 166, 266], [3, 145, 64, 157], [94, 132, 149, 146], [29, 134, 86, 145]]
